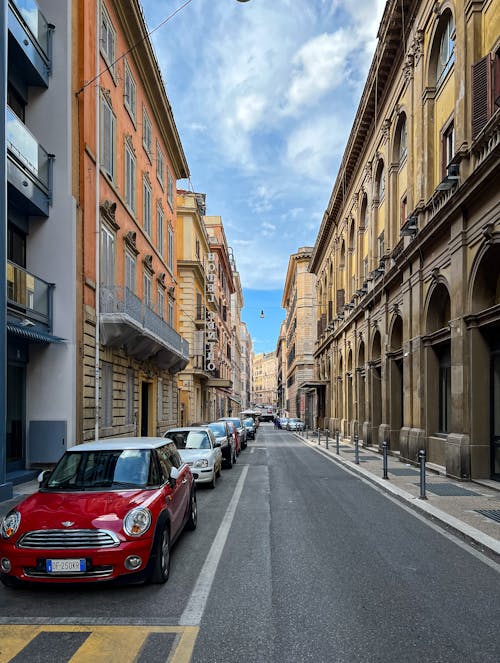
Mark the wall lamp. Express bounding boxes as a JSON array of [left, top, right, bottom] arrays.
[[436, 163, 460, 191], [401, 213, 418, 237]]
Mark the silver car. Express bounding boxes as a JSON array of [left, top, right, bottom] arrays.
[[164, 427, 223, 489], [286, 418, 305, 431]]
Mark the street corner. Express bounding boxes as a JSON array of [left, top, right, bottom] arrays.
[[0, 624, 199, 663]]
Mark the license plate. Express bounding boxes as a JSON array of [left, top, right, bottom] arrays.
[[46, 558, 86, 573]]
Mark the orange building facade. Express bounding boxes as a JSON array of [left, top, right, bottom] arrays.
[[75, 0, 189, 441]]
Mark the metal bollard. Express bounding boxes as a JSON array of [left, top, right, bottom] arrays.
[[336, 430, 340, 455], [382, 440, 389, 479], [354, 432, 359, 464], [419, 449, 427, 499], [325, 430, 329, 449], [317, 428, 321, 445]]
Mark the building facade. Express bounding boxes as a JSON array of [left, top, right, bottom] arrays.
[[252, 351, 278, 409], [3, 0, 76, 495], [76, 0, 189, 443], [240, 322, 253, 410], [176, 191, 214, 425], [230, 257, 244, 411], [281, 248, 317, 419], [309, 0, 500, 480]]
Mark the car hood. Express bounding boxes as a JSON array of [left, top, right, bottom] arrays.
[[179, 449, 211, 462], [12, 489, 155, 534]]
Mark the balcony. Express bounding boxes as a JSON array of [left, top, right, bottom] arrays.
[[7, 260, 54, 328], [100, 286, 189, 373], [8, 0, 52, 87], [7, 107, 53, 217]]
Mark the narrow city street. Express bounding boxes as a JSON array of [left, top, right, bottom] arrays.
[[0, 423, 498, 663]]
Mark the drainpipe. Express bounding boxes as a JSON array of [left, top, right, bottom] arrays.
[[94, 0, 101, 440]]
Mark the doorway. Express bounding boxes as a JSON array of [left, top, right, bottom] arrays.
[[491, 351, 500, 479], [140, 381, 152, 436], [7, 364, 25, 471]]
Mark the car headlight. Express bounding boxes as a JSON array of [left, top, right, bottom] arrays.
[[123, 507, 152, 537], [193, 458, 209, 468], [1, 510, 21, 539]]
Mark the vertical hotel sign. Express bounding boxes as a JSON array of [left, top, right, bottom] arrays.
[[205, 253, 217, 372]]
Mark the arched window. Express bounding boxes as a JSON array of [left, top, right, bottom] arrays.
[[397, 114, 407, 163], [375, 160, 385, 201], [360, 193, 368, 230], [436, 14, 455, 86]]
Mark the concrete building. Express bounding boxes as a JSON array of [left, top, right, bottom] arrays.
[[276, 320, 287, 416], [76, 0, 189, 442], [252, 351, 278, 410], [3, 0, 76, 495], [240, 322, 253, 410], [309, 0, 500, 480], [281, 248, 317, 420]]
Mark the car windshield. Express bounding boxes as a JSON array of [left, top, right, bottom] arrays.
[[244, 419, 254, 426], [45, 449, 152, 490], [208, 423, 226, 437], [167, 431, 211, 450]]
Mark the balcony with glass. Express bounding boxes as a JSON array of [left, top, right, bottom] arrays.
[[7, 107, 53, 217], [8, 0, 52, 87], [100, 286, 189, 373], [7, 261, 55, 329]]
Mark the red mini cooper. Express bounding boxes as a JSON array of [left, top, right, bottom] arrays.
[[0, 437, 197, 587]]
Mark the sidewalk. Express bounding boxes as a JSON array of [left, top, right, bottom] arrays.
[[297, 430, 500, 559]]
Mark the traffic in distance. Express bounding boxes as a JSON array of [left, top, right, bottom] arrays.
[[0, 410, 284, 589]]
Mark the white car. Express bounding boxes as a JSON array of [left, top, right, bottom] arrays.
[[164, 427, 222, 489]]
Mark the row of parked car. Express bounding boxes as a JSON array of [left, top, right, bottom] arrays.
[[277, 417, 305, 431], [163, 415, 257, 489], [0, 415, 258, 589]]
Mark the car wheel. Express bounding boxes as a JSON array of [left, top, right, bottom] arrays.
[[232, 449, 237, 464], [217, 461, 222, 478], [149, 526, 170, 584], [0, 574, 21, 588], [185, 488, 198, 531], [209, 470, 216, 489], [225, 451, 233, 469]]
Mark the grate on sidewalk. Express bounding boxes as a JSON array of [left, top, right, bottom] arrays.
[[474, 509, 500, 524], [416, 482, 482, 497]]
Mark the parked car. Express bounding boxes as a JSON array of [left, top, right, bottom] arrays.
[[286, 418, 305, 431], [225, 420, 241, 456], [205, 421, 236, 468], [219, 417, 247, 449], [243, 418, 256, 440], [240, 410, 260, 429], [164, 427, 222, 489], [279, 417, 289, 429], [0, 437, 197, 587]]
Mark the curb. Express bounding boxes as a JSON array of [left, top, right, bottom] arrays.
[[296, 433, 500, 560]]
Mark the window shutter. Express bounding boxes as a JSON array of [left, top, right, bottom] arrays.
[[328, 300, 333, 321], [471, 54, 493, 140]]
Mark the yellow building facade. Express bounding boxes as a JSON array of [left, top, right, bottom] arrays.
[[310, 0, 500, 480]]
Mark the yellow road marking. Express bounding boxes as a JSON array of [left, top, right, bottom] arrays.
[[0, 625, 199, 663]]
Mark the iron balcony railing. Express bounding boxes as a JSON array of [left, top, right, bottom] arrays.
[[100, 285, 189, 358], [6, 106, 52, 197], [7, 261, 54, 329], [10, 0, 51, 60]]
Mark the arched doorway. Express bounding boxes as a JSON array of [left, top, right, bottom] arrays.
[[370, 329, 382, 446], [388, 315, 403, 450]]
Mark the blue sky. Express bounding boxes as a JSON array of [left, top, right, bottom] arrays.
[[141, 0, 386, 353]]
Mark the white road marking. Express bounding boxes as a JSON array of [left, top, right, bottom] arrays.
[[179, 465, 249, 626]]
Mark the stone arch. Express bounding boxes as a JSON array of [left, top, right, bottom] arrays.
[[392, 111, 407, 165], [425, 281, 451, 333], [469, 243, 500, 314], [426, 6, 456, 89]]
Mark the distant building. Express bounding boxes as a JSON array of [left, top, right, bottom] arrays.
[[252, 352, 278, 410], [281, 248, 317, 420]]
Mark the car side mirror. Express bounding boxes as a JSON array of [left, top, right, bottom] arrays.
[[214, 441, 221, 448], [38, 469, 52, 485], [169, 466, 180, 486]]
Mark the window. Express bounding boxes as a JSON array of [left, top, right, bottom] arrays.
[[125, 252, 136, 292], [100, 95, 115, 179], [195, 238, 200, 261], [143, 176, 152, 236], [143, 107, 152, 158], [377, 232, 385, 262], [168, 297, 174, 326], [156, 141, 164, 187], [143, 273, 152, 309], [471, 50, 500, 139], [126, 368, 135, 425], [157, 205, 164, 257], [101, 226, 115, 286], [167, 224, 174, 271], [400, 195, 407, 227], [438, 348, 451, 433], [442, 121, 454, 178], [124, 61, 136, 121], [167, 170, 174, 209], [101, 362, 113, 428], [125, 141, 136, 212], [377, 164, 385, 201], [100, 5, 116, 72], [398, 115, 407, 163], [158, 288, 165, 319], [436, 15, 455, 87]]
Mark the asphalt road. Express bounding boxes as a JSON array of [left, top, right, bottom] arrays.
[[0, 423, 499, 663]]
